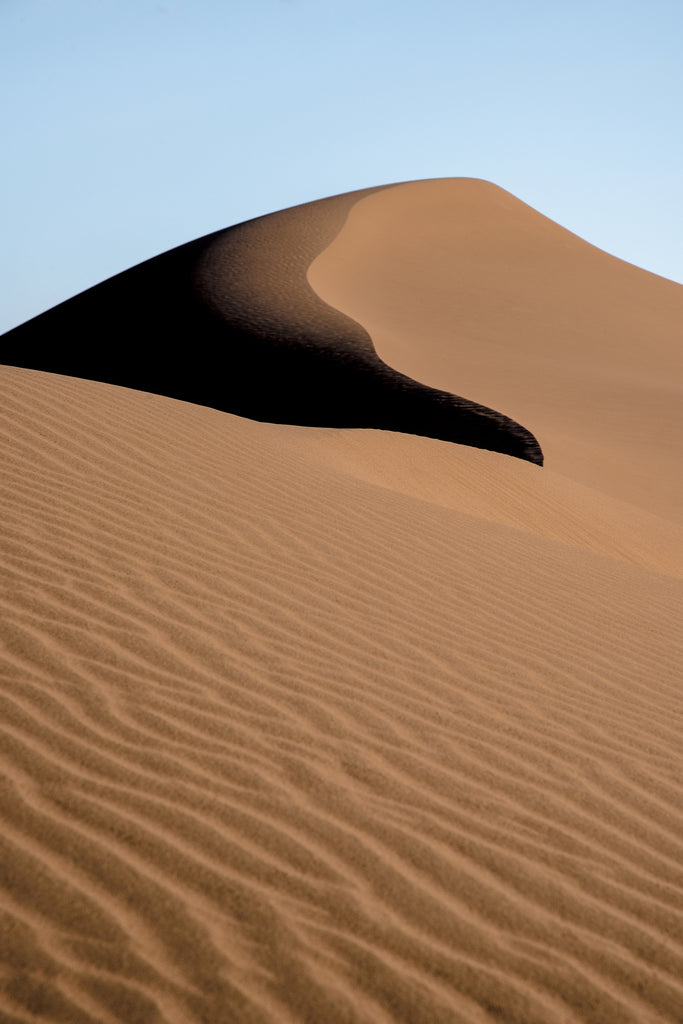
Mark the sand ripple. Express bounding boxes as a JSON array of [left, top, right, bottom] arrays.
[[1, 367, 682, 1022]]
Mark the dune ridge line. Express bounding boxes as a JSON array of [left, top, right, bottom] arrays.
[[0, 180, 543, 465], [2, 178, 683, 1022]]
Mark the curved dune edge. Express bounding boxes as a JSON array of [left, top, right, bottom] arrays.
[[1, 366, 683, 1023], [308, 178, 683, 520], [292, 427, 683, 580], [0, 182, 542, 465]]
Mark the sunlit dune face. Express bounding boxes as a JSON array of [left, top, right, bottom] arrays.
[[1, 179, 682, 1023], [310, 178, 683, 519]]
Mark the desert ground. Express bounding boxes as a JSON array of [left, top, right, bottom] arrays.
[[1, 178, 682, 1023]]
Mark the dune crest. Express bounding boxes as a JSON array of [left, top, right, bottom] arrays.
[[309, 178, 683, 519], [2, 179, 683, 1022], [0, 183, 542, 465]]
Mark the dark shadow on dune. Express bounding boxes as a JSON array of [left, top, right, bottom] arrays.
[[0, 186, 543, 465]]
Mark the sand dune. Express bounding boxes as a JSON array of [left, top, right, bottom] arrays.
[[309, 179, 683, 520], [0, 184, 541, 465], [1, 179, 682, 1023]]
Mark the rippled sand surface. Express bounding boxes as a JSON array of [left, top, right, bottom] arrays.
[[1, 179, 682, 1023]]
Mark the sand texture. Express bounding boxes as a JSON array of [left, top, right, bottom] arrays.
[[0, 186, 541, 465], [1, 179, 682, 1023]]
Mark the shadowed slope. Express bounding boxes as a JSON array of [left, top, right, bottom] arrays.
[[0, 185, 543, 465]]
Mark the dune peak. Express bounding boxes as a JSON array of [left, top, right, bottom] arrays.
[[1, 180, 544, 465]]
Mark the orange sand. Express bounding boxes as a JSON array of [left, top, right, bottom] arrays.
[[310, 179, 683, 521], [1, 179, 682, 1023]]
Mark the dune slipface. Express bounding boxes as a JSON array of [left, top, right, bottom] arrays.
[[1, 180, 683, 1024], [0, 185, 543, 466], [309, 179, 683, 518]]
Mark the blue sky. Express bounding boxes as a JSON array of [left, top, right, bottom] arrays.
[[2, 0, 682, 333]]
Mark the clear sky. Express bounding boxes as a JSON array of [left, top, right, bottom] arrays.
[[2, 0, 682, 333]]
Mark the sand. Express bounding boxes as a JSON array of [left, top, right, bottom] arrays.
[[1, 179, 682, 1023], [309, 180, 683, 520], [0, 184, 541, 466]]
